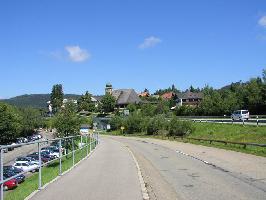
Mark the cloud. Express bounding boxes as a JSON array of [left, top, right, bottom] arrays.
[[139, 36, 162, 49], [258, 16, 266, 28], [65, 45, 90, 62]]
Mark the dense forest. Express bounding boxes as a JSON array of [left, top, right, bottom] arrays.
[[1, 94, 81, 108]]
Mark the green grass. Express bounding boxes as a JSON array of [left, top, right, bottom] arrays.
[[4, 138, 96, 200], [190, 123, 266, 143]]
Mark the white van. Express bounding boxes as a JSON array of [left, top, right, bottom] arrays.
[[231, 110, 249, 120]]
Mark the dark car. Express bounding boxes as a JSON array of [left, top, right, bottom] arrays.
[[27, 153, 50, 163], [3, 166, 23, 174], [4, 170, 25, 184]]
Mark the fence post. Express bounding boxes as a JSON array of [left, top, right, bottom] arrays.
[[72, 138, 75, 167], [59, 139, 62, 176], [80, 135, 83, 149], [257, 116, 259, 127], [0, 149, 3, 200], [86, 134, 88, 156], [89, 134, 92, 153], [38, 142, 42, 190]]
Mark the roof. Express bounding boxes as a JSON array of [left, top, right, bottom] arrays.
[[177, 91, 203, 99], [138, 92, 150, 97], [112, 89, 141, 105], [161, 92, 176, 99]]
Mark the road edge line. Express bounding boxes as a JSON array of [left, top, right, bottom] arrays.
[[24, 144, 100, 200], [125, 146, 150, 200]]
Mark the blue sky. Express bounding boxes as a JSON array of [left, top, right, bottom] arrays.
[[0, 0, 266, 98]]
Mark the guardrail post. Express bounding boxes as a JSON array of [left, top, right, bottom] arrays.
[[72, 138, 75, 167], [0, 149, 3, 200], [38, 142, 42, 190], [86, 134, 88, 156], [59, 139, 62, 176]]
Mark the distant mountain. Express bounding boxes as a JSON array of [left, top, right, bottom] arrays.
[[1, 94, 81, 109]]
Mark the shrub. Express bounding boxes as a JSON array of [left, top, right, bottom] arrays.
[[168, 117, 194, 137], [147, 115, 167, 135], [110, 115, 124, 130], [125, 112, 143, 134]]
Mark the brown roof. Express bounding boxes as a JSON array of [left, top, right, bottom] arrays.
[[161, 92, 176, 100], [138, 92, 150, 97]]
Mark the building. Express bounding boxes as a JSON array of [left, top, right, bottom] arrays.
[[177, 91, 203, 107], [92, 84, 141, 109]]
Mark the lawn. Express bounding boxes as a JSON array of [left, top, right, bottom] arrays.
[[4, 137, 96, 200], [190, 123, 266, 143]]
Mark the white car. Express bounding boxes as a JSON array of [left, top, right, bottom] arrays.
[[15, 157, 39, 165], [13, 162, 38, 172], [231, 110, 250, 120]]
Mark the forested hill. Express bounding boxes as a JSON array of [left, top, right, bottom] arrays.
[[1, 94, 81, 109]]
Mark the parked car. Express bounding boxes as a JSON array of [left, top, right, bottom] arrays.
[[16, 137, 28, 144], [27, 153, 50, 163], [4, 170, 25, 184], [15, 156, 39, 165], [3, 176, 18, 190], [0, 145, 8, 153], [13, 162, 38, 172], [3, 166, 23, 174], [41, 148, 60, 158], [231, 110, 250, 120]]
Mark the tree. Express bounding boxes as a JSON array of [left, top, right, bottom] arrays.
[[53, 102, 80, 138], [262, 69, 266, 83], [0, 103, 22, 144], [50, 84, 64, 113], [19, 107, 44, 136], [78, 91, 95, 112], [100, 94, 116, 113]]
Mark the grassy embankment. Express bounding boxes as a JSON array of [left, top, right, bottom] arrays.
[[5, 138, 97, 200], [106, 123, 266, 157]]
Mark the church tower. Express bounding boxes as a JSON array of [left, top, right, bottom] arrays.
[[105, 83, 113, 95]]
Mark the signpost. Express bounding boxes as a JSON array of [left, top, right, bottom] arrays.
[[121, 126, 125, 134]]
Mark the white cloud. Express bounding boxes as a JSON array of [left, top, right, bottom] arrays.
[[65, 45, 90, 62], [258, 16, 266, 28], [139, 36, 162, 49]]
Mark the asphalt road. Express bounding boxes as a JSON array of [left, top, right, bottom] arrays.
[[30, 137, 142, 200], [111, 136, 266, 200]]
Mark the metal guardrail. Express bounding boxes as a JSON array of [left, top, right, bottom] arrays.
[[0, 133, 100, 200], [185, 137, 266, 149]]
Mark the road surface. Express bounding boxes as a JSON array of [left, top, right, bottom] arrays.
[[111, 136, 266, 200], [30, 136, 142, 200]]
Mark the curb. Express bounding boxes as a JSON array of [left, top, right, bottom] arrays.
[[25, 143, 100, 200], [125, 146, 150, 200]]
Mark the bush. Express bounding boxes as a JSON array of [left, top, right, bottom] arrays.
[[125, 113, 143, 134], [147, 115, 167, 135], [168, 117, 194, 137], [110, 115, 124, 130]]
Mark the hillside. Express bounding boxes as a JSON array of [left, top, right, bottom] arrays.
[[1, 94, 81, 109]]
